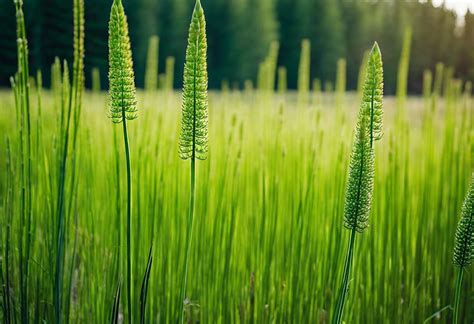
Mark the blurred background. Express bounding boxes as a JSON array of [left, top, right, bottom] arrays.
[[0, 0, 473, 94]]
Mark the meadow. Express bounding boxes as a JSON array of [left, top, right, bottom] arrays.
[[1, 0, 473, 323]]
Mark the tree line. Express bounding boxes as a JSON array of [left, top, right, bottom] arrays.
[[0, 0, 473, 94]]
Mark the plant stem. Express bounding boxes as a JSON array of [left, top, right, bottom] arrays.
[[453, 267, 464, 324], [333, 228, 357, 324], [122, 112, 133, 324], [180, 157, 196, 323]]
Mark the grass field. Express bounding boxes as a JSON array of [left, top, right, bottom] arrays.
[[1, 0, 474, 323], [1, 86, 473, 322]]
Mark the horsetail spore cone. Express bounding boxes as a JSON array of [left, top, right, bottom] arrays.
[[109, 0, 137, 123], [179, 0, 208, 161], [333, 42, 383, 324], [108, 0, 137, 322], [178, 0, 208, 322], [452, 174, 474, 324], [364, 43, 383, 149]]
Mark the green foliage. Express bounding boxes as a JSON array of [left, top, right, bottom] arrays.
[[2, 0, 474, 91], [453, 175, 474, 268], [139, 246, 153, 324], [92, 67, 101, 93], [55, 0, 85, 322], [396, 26, 412, 109], [179, 0, 208, 161], [365, 43, 384, 146], [267, 41, 279, 91], [259, 41, 279, 92], [334, 43, 384, 324], [111, 280, 121, 323], [433, 62, 445, 98], [423, 69, 432, 101], [343, 111, 374, 232], [297, 39, 310, 107], [312, 78, 321, 106], [278, 66, 287, 94], [108, 0, 137, 123], [346, 43, 383, 231], [165, 56, 175, 91], [324, 81, 333, 93], [144, 35, 159, 92], [108, 1, 138, 322], [2, 1, 474, 324], [1, 64, 473, 324], [452, 175, 474, 324], [335, 58, 346, 109], [11, 0, 32, 321], [309, 0, 345, 84], [313, 78, 321, 94]]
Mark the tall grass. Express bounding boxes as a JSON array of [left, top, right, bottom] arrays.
[[0, 2, 473, 324], [165, 56, 176, 91], [335, 58, 346, 110], [54, 1, 84, 322], [396, 26, 412, 111], [145, 35, 159, 93], [11, 1, 32, 321], [278, 66, 287, 95], [1, 67, 472, 324], [92, 67, 101, 93], [297, 39, 310, 107]]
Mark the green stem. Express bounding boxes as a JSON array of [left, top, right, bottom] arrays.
[[180, 157, 196, 323], [122, 114, 133, 324], [453, 267, 464, 324], [333, 228, 357, 324]]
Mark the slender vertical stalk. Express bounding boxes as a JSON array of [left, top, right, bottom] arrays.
[[180, 157, 196, 323], [333, 228, 356, 323], [122, 112, 133, 324], [297, 39, 310, 107], [13, 1, 32, 321], [453, 268, 464, 324]]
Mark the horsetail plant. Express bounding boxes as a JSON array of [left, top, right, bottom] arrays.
[[145, 35, 159, 92], [165, 56, 175, 91], [297, 39, 311, 107], [178, 0, 209, 321], [332, 42, 383, 324], [433, 62, 444, 100], [108, 0, 138, 321], [452, 174, 473, 324], [265, 41, 280, 92], [12, 1, 33, 321], [55, 0, 84, 321], [278, 66, 287, 95], [335, 58, 346, 110], [313, 78, 322, 107], [92, 67, 101, 93], [396, 26, 412, 111]]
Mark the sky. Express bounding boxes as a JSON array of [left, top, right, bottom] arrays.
[[432, 0, 474, 16]]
